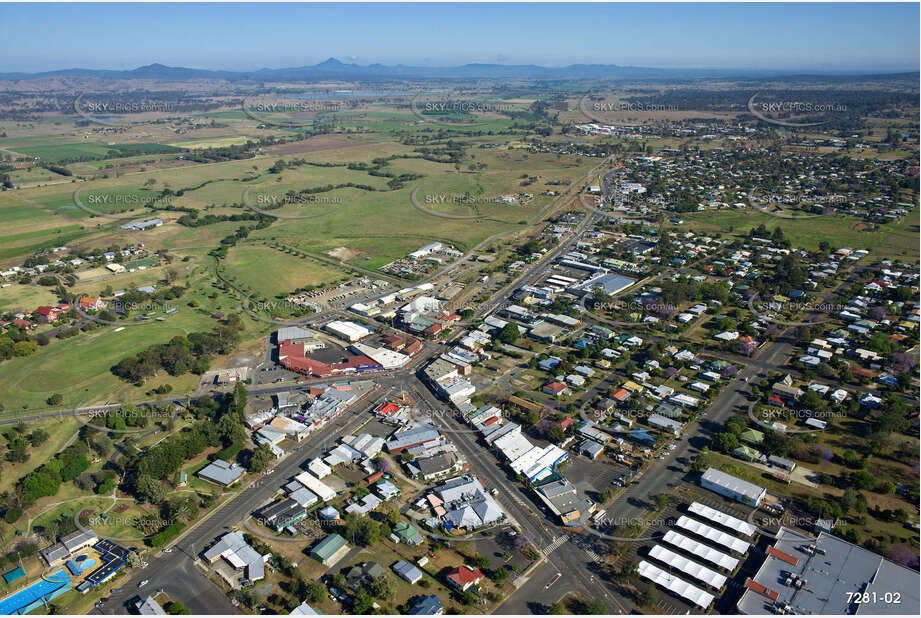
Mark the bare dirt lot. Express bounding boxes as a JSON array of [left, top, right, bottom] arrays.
[[324, 246, 365, 261]]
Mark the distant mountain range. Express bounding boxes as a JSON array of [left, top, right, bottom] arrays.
[[0, 59, 916, 82]]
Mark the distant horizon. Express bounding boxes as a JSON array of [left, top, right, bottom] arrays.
[[1, 2, 918, 73], [1, 58, 919, 76]]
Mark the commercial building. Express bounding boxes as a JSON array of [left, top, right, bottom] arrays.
[[386, 425, 441, 453], [136, 596, 167, 615], [535, 478, 595, 525], [700, 467, 766, 507], [197, 459, 245, 487], [294, 471, 336, 502], [324, 320, 373, 342], [203, 531, 266, 583], [647, 413, 683, 436], [737, 527, 920, 615], [120, 218, 163, 231], [259, 498, 309, 533], [40, 530, 99, 567], [275, 327, 326, 351]]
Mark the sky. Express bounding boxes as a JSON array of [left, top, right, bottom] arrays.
[[1, 2, 918, 73]]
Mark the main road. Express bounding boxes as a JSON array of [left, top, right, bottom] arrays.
[[93, 383, 385, 614], [90, 154, 617, 614]]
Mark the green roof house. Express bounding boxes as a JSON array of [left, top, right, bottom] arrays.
[[393, 521, 423, 546], [733, 445, 766, 463], [740, 428, 764, 445], [310, 533, 350, 566]]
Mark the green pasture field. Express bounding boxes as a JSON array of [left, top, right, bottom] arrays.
[[222, 243, 351, 298], [0, 282, 60, 312], [10, 142, 119, 162], [0, 225, 92, 260], [0, 307, 216, 412]]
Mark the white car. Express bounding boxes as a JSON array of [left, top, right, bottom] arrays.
[[138, 580, 149, 588]]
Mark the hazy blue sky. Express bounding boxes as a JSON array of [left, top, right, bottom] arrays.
[[1, 2, 918, 72]]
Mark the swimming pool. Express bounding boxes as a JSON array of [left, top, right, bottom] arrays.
[[0, 569, 72, 615]]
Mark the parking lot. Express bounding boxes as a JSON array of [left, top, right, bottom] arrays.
[[617, 486, 760, 615], [564, 447, 633, 501]]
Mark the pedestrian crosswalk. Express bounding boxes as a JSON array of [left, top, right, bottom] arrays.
[[543, 534, 568, 555], [582, 545, 603, 562], [568, 536, 603, 562]]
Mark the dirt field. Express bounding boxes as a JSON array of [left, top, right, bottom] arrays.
[[266, 135, 378, 155], [324, 246, 365, 260]]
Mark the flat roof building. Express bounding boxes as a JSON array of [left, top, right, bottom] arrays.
[[737, 527, 920, 615]]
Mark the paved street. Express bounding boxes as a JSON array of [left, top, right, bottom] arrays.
[[92, 386, 382, 614]]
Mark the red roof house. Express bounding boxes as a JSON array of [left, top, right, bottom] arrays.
[[542, 382, 569, 397], [33, 306, 61, 323], [446, 565, 484, 591], [78, 297, 106, 311]]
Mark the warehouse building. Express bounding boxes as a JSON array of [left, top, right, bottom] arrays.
[[325, 320, 373, 342], [700, 467, 765, 507]]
